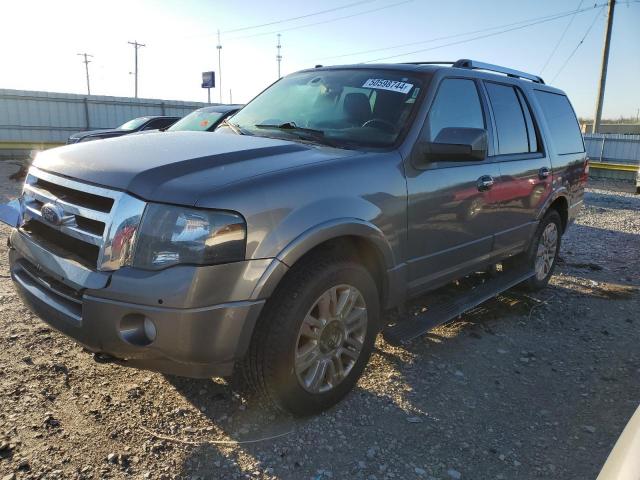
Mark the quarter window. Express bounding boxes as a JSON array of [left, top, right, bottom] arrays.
[[535, 91, 584, 154], [425, 78, 484, 142], [485, 83, 530, 155]]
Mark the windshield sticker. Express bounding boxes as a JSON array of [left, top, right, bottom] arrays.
[[362, 79, 413, 94]]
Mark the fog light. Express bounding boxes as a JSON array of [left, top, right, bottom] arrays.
[[119, 314, 156, 346], [143, 317, 157, 342]]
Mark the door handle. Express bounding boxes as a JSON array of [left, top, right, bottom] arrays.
[[538, 167, 550, 179], [477, 175, 494, 191]]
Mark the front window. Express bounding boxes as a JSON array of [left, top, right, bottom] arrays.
[[117, 117, 149, 131], [230, 69, 424, 148], [168, 110, 225, 132]]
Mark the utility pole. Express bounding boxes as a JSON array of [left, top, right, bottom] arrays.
[[229, 89, 233, 104], [276, 34, 282, 79], [592, 0, 615, 133], [217, 30, 223, 103], [77, 53, 93, 95], [128, 40, 146, 98]]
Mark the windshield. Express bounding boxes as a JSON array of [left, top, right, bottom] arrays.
[[230, 69, 424, 148], [117, 117, 149, 131], [168, 110, 225, 132]]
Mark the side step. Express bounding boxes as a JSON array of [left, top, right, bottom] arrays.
[[383, 268, 535, 345]]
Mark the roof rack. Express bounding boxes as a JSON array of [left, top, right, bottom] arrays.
[[452, 59, 545, 84]]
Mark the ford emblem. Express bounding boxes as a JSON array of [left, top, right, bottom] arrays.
[[41, 203, 65, 226]]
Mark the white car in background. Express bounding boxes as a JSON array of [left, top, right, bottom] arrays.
[[597, 405, 640, 480]]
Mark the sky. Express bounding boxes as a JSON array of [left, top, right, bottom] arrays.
[[1, 0, 639, 119]]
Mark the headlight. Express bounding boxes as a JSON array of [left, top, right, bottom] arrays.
[[132, 204, 246, 270]]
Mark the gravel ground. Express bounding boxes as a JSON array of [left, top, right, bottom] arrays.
[[1, 160, 639, 480]]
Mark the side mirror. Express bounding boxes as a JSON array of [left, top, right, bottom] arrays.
[[417, 127, 488, 167]]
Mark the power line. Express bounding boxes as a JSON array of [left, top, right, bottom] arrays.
[[222, 0, 372, 33], [128, 40, 146, 98], [76, 53, 93, 96], [311, 5, 597, 62], [363, 3, 608, 63], [540, 0, 585, 74], [229, 0, 413, 41], [550, 7, 604, 83]]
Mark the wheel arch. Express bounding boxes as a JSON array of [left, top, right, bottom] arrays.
[[251, 219, 398, 308], [538, 189, 569, 233]]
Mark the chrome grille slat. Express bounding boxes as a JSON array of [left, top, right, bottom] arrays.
[[21, 166, 147, 271], [23, 183, 110, 223], [24, 204, 103, 246]]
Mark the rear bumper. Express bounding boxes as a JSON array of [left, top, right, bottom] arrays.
[[8, 230, 271, 378]]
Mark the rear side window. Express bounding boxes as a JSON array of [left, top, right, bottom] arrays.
[[485, 83, 530, 155], [535, 91, 584, 154], [425, 78, 484, 142]]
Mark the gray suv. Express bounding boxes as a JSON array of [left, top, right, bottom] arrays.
[[3, 59, 587, 415]]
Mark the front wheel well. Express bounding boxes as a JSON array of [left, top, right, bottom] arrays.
[[286, 236, 388, 307]]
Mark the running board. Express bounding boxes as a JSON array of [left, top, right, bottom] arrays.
[[383, 268, 535, 345]]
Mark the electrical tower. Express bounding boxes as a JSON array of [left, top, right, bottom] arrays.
[[128, 40, 146, 98], [593, 0, 615, 133], [217, 30, 223, 103], [276, 34, 282, 79], [77, 53, 93, 95]]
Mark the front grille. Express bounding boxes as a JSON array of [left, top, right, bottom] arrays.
[[20, 167, 147, 271]]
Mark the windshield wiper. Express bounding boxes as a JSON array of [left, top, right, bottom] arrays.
[[221, 118, 246, 135], [254, 122, 340, 148]]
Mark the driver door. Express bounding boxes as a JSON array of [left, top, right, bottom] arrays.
[[405, 77, 501, 295]]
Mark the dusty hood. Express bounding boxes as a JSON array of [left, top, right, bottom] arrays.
[[33, 131, 351, 205]]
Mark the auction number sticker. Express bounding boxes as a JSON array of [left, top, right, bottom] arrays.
[[362, 79, 413, 94]]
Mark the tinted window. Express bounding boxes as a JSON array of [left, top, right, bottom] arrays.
[[426, 79, 484, 141], [535, 91, 584, 154], [118, 117, 149, 131], [147, 118, 176, 129], [485, 83, 529, 155], [168, 111, 225, 131]]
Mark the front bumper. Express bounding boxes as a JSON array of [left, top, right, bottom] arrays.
[[8, 229, 275, 378]]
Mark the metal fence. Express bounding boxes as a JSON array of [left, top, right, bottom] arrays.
[[583, 133, 640, 181], [0, 88, 209, 147], [583, 133, 640, 165]]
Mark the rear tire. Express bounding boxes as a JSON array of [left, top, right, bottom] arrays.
[[505, 209, 562, 291], [240, 251, 380, 416]]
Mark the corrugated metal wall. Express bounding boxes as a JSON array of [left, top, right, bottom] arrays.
[[0, 88, 209, 144], [583, 133, 640, 181], [583, 133, 640, 165]]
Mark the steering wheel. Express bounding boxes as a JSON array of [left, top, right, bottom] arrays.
[[361, 118, 396, 133]]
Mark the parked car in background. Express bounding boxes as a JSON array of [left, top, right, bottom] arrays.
[[67, 116, 180, 144], [164, 105, 243, 132]]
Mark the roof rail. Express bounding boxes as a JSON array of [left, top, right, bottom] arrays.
[[452, 59, 544, 84], [402, 61, 456, 66]]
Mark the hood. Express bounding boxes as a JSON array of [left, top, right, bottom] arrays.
[[34, 131, 357, 205]]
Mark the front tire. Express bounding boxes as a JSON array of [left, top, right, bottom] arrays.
[[241, 252, 380, 416]]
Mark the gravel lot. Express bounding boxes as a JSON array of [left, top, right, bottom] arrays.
[[1, 160, 639, 480]]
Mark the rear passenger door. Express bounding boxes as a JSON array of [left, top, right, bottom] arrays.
[[481, 81, 552, 257]]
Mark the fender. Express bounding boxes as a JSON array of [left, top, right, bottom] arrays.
[[250, 218, 398, 301]]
